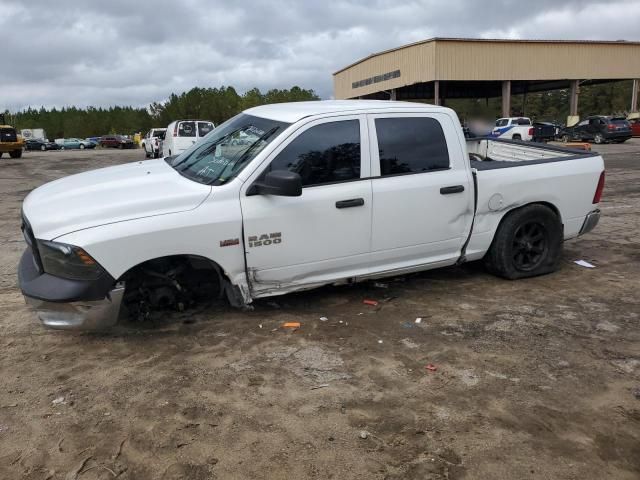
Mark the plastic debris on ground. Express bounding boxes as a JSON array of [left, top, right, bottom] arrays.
[[319, 316, 328, 322], [310, 384, 329, 390], [415, 317, 422, 324], [51, 396, 66, 405], [377, 340, 383, 344], [425, 364, 437, 372], [574, 259, 596, 268], [363, 299, 379, 306], [282, 322, 301, 329]]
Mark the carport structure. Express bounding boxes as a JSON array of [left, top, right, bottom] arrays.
[[333, 38, 640, 121]]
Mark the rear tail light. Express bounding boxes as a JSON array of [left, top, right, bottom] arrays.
[[593, 171, 605, 204], [607, 124, 615, 130], [528, 127, 534, 136]]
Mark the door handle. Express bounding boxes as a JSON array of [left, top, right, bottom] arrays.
[[335, 198, 365, 209], [440, 185, 465, 195]]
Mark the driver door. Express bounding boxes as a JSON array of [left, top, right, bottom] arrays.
[[240, 115, 372, 292]]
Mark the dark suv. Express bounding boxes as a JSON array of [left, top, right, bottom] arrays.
[[99, 135, 135, 149], [562, 116, 631, 144]]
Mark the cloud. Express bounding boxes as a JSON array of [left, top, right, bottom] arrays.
[[1, 0, 637, 110]]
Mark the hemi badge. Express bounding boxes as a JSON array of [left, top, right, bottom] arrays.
[[220, 238, 240, 247]]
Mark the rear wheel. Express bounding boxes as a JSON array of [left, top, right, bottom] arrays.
[[512, 134, 522, 140], [41, 145, 46, 151], [484, 204, 562, 280], [9, 149, 22, 158], [594, 133, 604, 144], [80, 143, 85, 150], [561, 134, 570, 143]]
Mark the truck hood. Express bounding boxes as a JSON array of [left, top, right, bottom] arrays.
[[23, 159, 211, 240]]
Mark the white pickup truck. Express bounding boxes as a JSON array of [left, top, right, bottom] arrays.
[[18, 101, 604, 330], [491, 117, 534, 141], [141, 128, 167, 159]]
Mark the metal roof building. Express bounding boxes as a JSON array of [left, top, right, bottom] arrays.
[[333, 38, 640, 119]]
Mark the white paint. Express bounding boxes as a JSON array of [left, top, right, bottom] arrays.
[[21, 100, 605, 306]]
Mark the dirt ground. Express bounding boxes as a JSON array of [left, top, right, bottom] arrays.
[[0, 142, 639, 480]]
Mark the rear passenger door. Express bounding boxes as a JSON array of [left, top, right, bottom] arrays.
[[367, 113, 474, 273]]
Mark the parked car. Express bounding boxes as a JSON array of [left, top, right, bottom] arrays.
[[18, 100, 605, 330], [627, 116, 640, 137], [24, 139, 61, 151], [142, 128, 167, 158], [162, 120, 214, 156], [59, 138, 96, 150], [0, 124, 24, 158], [531, 122, 559, 142], [99, 135, 135, 149], [561, 116, 632, 144], [490, 117, 534, 141]]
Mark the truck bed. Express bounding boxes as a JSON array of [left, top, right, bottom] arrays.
[[467, 138, 596, 170], [463, 137, 604, 261]]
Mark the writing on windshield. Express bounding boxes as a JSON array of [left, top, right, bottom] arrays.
[[167, 114, 290, 185]]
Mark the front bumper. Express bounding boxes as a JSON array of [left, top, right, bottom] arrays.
[[24, 285, 124, 330], [579, 209, 601, 235], [18, 246, 123, 330]]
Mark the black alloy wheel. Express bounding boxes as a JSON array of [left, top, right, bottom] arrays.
[[512, 221, 547, 271]]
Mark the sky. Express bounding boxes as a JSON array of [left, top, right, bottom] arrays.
[[1, 0, 639, 110]]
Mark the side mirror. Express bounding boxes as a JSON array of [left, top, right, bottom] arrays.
[[248, 170, 302, 197]]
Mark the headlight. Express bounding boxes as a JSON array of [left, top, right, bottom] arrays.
[[37, 240, 105, 280]]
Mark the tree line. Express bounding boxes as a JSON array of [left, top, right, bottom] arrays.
[[3, 80, 635, 139], [448, 80, 636, 123], [3, 86, 319, 139]]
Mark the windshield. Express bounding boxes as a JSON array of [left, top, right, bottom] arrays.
[[166, 113, 290, 185]]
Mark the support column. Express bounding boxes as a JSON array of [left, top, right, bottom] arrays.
[[501, 80, 511, 118], [569, 80, 579, 116], [390, 89, 397, 101], [631, 79, 639, 112], [433, 80, 440, 106]]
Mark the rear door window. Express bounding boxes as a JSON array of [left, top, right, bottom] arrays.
[[178, 121, 196, 137], [375, 117, 450, 176], [198, 122, 214, 137], [495, 119, 508, 127], [267, 120, 361, 187]]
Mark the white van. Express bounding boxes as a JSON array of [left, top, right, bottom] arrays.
[[162, 120, 215, 157]]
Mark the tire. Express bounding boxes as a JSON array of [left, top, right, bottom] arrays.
[[80, 144, 85, 150], [594, 133, 604, 144], [617, 139, 627, 144], [41, 144, 46, 151], [10, 149, 22, 159], [512, 134, 522, 140], [561, 134, 569, 143], [0, 152, 3, 158], [60, 146, 65, 150], [484, 204, 562, 280], [153, 151, 159, 159]]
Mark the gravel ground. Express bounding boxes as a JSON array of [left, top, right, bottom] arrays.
[[0, 141, 639, 479]]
